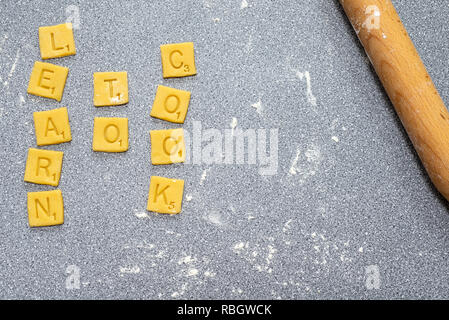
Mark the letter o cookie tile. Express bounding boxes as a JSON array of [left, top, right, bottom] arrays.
[[92, 117, 129, 152], [150, 85, 191, 124]]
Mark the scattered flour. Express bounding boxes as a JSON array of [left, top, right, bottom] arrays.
[[119, 266, 141, 274], [251, 99, 263, 114]]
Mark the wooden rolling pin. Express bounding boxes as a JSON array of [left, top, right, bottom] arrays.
[[340, 0, 449, 201]]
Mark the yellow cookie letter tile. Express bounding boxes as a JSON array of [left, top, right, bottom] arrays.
[[150, 85, 191, 124], [27, 190, 64, 227], [27, 61, 69, 101], [33, 107, 72, 146], [92, 117, 128, 152], [24, 148, 64, 186], [93, 72, 128, 106], [160, 42, 197, 78], [150, 128, 185, 165], [39, 23, 76, 59], [147, 176, 184, 214]]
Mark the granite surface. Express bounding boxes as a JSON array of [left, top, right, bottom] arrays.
[[1, 0, 449, 299]]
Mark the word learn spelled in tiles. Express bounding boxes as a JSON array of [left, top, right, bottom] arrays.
[[24, 148, 64, 187], [39, 23, 76, 59], [33, 107, 72, 146], [92, 117, 129, 152], [151, 85, 191, 124], [27, 61, 69, 101], [93, 71, 129, 106], [147, 176, 185, 214], [150, 128, 186, 165], [160, 42, 197, 78], [27, 190, 64, 227]]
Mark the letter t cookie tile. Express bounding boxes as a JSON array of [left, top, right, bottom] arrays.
[[93, 72, 129, 106]]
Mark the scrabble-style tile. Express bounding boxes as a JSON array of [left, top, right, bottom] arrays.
[[33, 107, 72, 146], [147, 176, 184, 214], [39, 23, 76, 59], [150, 85, 191, 124], [24, 148, 64, 186], [150, 128, 185, 165], [27, 190, 64, 227], [27, 61, 69, 101], [93, 72, 128, 106], [92, 117, 128, 152], [160, 42, 197, 78]]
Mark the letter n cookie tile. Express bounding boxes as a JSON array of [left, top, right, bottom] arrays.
[[150, 85, 191, 124], [160, 42, 197, 78], [147, 176, 184, 214], [27, 61, 69, 101], [24, 148, 64, 186], [93, 72, 128, 106], [92, 117, 128, 152], [39, 23, 76, 59], [33, 107, 72, 146], [150, 128, 185, 165], [27, 190, 64, 227]]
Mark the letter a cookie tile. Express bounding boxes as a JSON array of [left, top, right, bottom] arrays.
[[147, 176, 184, 214], [33, 107, 72, 146]]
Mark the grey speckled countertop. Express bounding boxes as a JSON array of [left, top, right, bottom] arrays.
[[1, 0, 449, 299]]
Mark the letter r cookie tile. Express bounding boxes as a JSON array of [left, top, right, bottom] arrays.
[[33, 107, 72, 146], [27, 61, 69, 101], [160, 42, 197, 78], [147, 176, 184, 214], [27, 190, 64, 227], [39, 23, 76, 59], [24, 148, 64, 186]]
